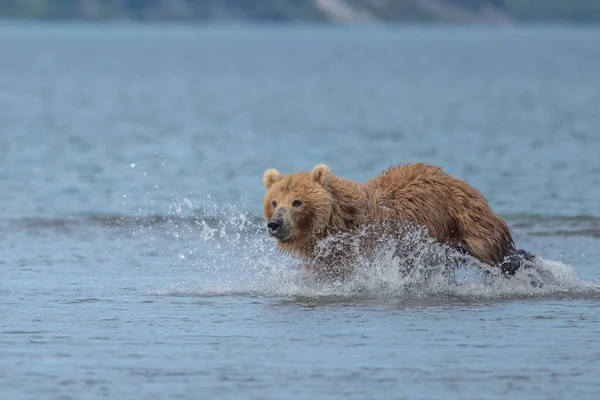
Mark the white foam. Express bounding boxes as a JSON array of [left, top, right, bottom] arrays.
[[144, 205, 600, 301]]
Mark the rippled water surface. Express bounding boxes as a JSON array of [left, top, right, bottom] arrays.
[[1, 23, 600, 400]]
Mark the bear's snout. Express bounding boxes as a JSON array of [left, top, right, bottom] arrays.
[[267, 211, 292, 242], [267, 218, 283, 234]]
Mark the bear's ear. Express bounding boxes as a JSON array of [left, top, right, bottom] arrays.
[[263, 168, 282, 189], [310, 164, 331, 186]]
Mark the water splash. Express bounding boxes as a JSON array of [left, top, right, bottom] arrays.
[[143, 202, 600, 302]]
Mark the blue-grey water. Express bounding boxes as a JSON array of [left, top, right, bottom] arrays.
[[1, 22, 600, 400]]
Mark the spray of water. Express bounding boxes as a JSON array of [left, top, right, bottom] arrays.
[[144, 200, 600, 301]]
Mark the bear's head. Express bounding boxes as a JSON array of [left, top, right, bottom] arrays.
[[262, 164, 334, 253]]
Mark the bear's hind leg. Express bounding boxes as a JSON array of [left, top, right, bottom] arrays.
[[498, 249, 536, 276]]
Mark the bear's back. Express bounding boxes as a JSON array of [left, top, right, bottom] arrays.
[[363, 162, 513, 264], [364, 163, 486, 243]]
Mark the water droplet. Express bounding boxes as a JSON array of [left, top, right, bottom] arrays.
[[130, 163, 136, 168]]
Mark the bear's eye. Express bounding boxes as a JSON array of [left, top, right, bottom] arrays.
[[272, 200, 277, 208], [292, 200, 302, 207]]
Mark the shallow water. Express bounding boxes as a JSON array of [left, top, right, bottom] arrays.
[[1, 23, 600, 399]]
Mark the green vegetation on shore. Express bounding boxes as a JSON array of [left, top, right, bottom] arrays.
[[1, 0, 599, 24]]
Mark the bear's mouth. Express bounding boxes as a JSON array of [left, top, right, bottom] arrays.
[[277, 235, 292, 243], [268, 226, 292, 242], [270, 230, 292, 243]]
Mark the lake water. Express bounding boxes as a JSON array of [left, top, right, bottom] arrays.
[[1, 22, 600, 400]]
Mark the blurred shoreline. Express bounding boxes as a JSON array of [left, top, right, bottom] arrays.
[[0, 0, 599, 25]]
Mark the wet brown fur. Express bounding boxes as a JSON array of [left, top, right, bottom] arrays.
[[262, 163, 517, 276]]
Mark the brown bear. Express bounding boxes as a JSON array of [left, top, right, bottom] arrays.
[[262, 163, 534, 280]]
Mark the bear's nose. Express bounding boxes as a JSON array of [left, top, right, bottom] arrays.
[[267, 219, 283, 234]]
